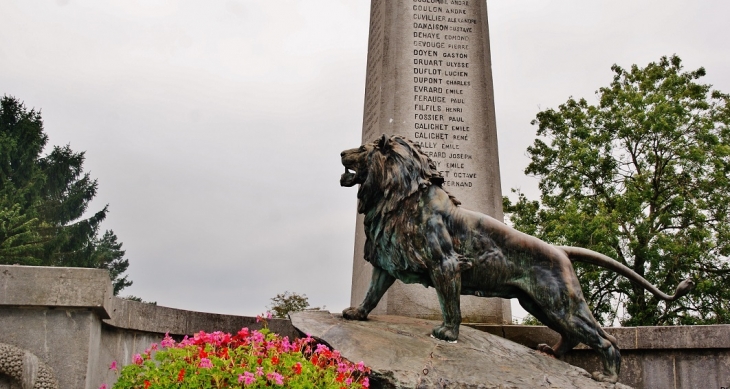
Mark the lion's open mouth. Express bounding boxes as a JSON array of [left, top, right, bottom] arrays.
[[340, 167, 358, 187]]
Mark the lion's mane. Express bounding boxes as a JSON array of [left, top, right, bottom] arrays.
[[358, 136, 460, 276]]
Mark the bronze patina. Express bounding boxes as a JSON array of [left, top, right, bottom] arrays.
[[340, 134, 693, 383]]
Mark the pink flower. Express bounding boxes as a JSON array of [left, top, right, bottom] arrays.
[[266, 311, 273, 319], [362, 377, 370, 388], [132, 354, 143, 365], [237, 328, 250, 338], [316, 344, 330, 353], [337, 362, 349, 374], [108, 360, 117, 371], [199, 358, 213, 368], [345, 377, 353, 385], [161, 332, 175, 348], [281, 337, 292, 352], [99, 385, 107, 389], [179, 335, 192, 347], [356, 361, 366, 372], [267, 372, 284, 385], [256, 367, 264, 376], [239, 371, 256, 385], [251, 331, 264, 344]]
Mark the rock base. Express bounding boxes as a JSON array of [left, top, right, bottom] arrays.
[[290, 311, 632, 389]]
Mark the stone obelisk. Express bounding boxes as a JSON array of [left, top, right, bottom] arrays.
[[351, 0, 511, 323]]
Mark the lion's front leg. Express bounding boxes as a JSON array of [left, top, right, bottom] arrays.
[[343, 265, 395, 321], [424, 215, 463, 342], [430, 256, 462, 342]]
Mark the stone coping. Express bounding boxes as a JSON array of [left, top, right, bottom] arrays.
[[0, 265, 297, 339], [3, 265, 728, 350], [0, 264, 113, 318], [105, 297, 298, 339], [467, 324, 730, 351]]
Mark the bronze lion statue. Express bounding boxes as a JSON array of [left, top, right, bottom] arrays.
[[340, 134, 693, 383]]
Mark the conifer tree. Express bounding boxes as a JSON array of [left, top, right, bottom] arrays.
[[0, 95, 132, 294]]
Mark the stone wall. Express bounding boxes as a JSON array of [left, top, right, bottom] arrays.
[[469, 324, 730, 389], [0, 265, 296, 389], [2, 265, 728, 389]]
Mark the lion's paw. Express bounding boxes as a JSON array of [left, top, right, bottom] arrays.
[[590, 371, 618, 383], [536, 343, 557, 357], [537, 343, 556, 355], [431, 325, 459, 342], [342, 307, 368, 321]]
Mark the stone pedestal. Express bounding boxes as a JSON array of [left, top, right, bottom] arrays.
[[290, 311, 632, 389], [351, 0, 511, 323]]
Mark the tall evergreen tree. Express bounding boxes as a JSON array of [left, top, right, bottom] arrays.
[[0, 95, 132, 294]]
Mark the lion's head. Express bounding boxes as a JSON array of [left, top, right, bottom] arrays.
[[340, 135, 450, 214]]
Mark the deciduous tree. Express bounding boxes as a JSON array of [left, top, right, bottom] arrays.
[[504, 55, 730, 326], [268, 291, 311, 319]]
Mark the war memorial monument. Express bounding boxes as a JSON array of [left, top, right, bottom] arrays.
[[350, 0, 511, 324], [1, 1, 729, 388]]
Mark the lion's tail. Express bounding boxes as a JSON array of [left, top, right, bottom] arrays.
[[558, 246, 694, 302]]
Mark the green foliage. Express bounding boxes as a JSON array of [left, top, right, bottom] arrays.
[[122, 295, 157, 305], [515, 314, 542, 326], [0, 95, 132, 294], [268, 292, 311, 319], [0, 202, 41, 263], [504, 55, 730, 326], [108, 325, 370, 389]]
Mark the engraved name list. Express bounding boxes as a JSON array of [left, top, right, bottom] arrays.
[[411, 0, 477, 189]]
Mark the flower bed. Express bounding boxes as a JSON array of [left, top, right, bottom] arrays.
[[103, 315, 369, 388]]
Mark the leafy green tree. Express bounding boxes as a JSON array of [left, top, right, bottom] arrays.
[[268, 291, 311, 318], [504, 55, 730, 326], [0, 95, 132, 294], [514, 314, 542, 326]]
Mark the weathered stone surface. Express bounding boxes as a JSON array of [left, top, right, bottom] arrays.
[[467, 324, 730, 350], [0, 265, 298, 340], [0, 265, 113, 318], [0, 265, 299, 389], [105, 297, 298, 339], [4, 265, 727, 389], [0, 343, 59, 389], [290, 311, 632, 389]]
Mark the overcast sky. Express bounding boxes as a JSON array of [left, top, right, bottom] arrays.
[[1, 1, 728, 320]]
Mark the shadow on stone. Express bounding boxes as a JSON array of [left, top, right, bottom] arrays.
[[290, 311, 632, 389]]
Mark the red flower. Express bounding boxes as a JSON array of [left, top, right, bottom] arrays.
[[311, 355, 319, 366], [336, 373, 345, 382], [199, 349, 208, 359], [271, 355, 279, 365], [257, 357, 262, 365], [177, 368, 185, 382], [293, 362, 302, 375], [144, 380, 151, 389]]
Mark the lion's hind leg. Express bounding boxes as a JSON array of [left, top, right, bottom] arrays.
[[566, 309, 621, 383], [537, 335, 579, 358], [517, 294, 579, 357]]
